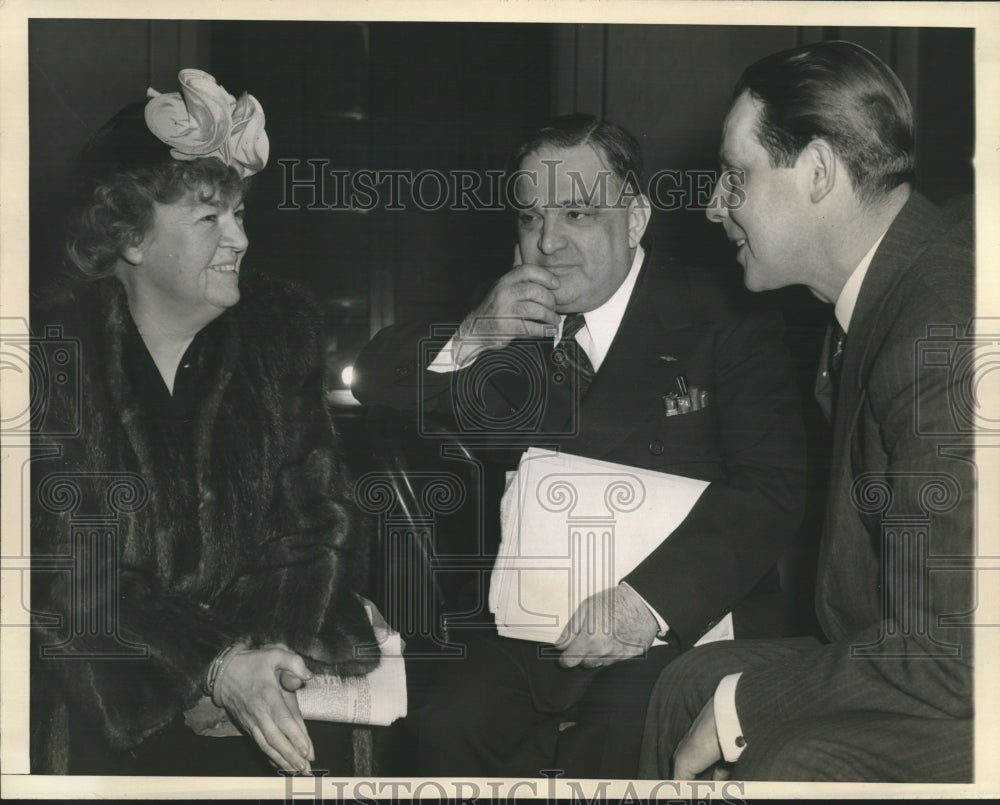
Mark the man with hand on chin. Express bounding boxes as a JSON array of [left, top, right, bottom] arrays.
[[638, 41, 975, 783], [353, 114, 806, 777]]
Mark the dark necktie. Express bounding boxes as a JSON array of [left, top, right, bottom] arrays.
[[815, 317, 847, 423], [829, 319, 847, 385], [553, 313, 595, 396]]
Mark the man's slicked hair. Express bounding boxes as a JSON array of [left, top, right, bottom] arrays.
[[735, 40, 915, 203], [512, 113, 645, 196]]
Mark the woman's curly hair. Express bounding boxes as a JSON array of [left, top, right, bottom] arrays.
[[66, 157, 247, 279]]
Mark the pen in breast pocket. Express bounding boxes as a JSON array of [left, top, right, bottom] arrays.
[[676, 373, 689, 396], [663, 378, 710, 417]]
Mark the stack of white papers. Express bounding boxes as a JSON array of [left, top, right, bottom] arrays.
[[490, 448, 733, 646]]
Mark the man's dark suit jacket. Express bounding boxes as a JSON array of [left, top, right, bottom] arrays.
[[732, 192, 975, 734], [353, 249, 806, 647]]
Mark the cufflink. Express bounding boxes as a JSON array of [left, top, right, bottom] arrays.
[[735, 736, 746, 748]]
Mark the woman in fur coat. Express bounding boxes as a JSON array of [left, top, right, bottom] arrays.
[[30, 70, 377, 775]]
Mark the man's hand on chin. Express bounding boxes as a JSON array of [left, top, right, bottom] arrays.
[[452, 263, 561, 365], [554, 584, 658, 669]]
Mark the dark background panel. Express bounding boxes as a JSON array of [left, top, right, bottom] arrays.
[[29, 21, 974, 391]]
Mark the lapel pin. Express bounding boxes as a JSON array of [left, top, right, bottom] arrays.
[[659, 355, 678, 362]]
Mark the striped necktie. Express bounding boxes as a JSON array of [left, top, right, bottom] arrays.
[[553, 313, 595, 395]]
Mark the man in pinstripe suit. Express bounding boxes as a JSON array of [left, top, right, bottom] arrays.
[[638, 40, 975, 782]]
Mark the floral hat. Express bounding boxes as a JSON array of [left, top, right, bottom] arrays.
[[145, 69, 269, 178], [76, 69, 268, 186]]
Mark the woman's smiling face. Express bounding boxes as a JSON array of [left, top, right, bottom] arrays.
[[126, 186, 249, 321]]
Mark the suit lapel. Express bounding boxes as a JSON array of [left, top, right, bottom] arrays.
[[818, 193, 949, 617], [829, 192, 943, 461], [567, 252, 696, 458]]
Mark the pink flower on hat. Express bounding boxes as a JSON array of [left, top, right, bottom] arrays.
[[144, 69, 269, 178]]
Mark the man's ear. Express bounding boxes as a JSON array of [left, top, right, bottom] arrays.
[[802, 138, 837, 204], [627, 194, 652, 248]]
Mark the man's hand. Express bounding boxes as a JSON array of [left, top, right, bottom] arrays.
[[554, 585, 658, 669], [453, 263, 561, 365], [672, 698, 728, 780], [212, 644, 315, 773]]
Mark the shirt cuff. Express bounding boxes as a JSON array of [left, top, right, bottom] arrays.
[[427, 335, 461, 373], [713, 672, 746, 763], [619, 581, 669, 637]]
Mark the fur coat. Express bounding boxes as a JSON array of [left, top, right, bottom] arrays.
[[29, 272, 376, 773]]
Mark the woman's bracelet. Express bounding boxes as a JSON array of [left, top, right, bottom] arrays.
[[203, 642, 242, 701]]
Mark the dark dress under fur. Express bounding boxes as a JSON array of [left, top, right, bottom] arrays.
[[29, 272, 377, 773]]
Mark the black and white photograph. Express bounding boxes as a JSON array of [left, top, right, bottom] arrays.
[[2, 0, 998, 800]]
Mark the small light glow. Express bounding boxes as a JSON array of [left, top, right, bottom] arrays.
[[341, 365, 354, 387]]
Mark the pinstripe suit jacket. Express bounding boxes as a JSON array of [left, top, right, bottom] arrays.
[[734, 191, 975, 731]]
